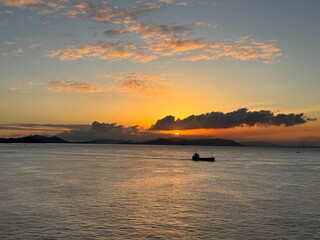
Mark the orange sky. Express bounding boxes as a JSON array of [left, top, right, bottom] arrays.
[[0, 0, 320, 144]]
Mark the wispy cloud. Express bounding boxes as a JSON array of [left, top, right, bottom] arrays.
[[153, 39, 206, 55], [1, 0, 42, 8], [64, 3, 88, 19], [104, 22, 191, 41], [159, 0, 173, 4], [193, 21, 217, 28], [1, 0, 282, 63], [0, 123, 86, 132], [2, 0, 282, 64], [49, 72, 172, 97], [176, 1, 189, 6], [3, 40, 15, 46], [183, 37, 282, 63], [27, 39, 41, 49], [48, 36, 281, 63], [113, 72, 172, 96], [13, 47, 24, 54], [47, 43, 136, 61], [49, 80, 109, 93], [1, 37, 41, 58]]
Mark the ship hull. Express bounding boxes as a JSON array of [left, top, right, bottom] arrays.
[[192, 157, 215, 162]]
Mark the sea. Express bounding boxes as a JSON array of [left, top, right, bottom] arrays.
[[0, 144, 319, 239]]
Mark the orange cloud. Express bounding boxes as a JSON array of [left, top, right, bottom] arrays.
[[49, 80, 109, 93], [183, 37, 282, 63], [48, 36, 282, 64], [127, 22, 190, 41], [148, 39, 206, 57], [89, 7, 136, 24], [64, 3, 88, 18], [167, 39, 206, 52], [48, 43, 136, 61], [49, 73, 173, 97], [115, 72, 172, 97], [87, 2, 170, 24], [159, 0, 173, 4], [3, 0, 282, 64], [1, 0, 41, 7]]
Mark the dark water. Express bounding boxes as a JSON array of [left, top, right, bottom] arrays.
[[0, 144, 319, 239]]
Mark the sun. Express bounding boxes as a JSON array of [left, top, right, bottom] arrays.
[[174, 132, 180, 136]]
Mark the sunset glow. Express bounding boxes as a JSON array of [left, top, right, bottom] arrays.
[[0, 0, 319, 145]]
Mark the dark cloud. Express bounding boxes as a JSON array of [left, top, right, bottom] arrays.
[[103, 29, 125, 37], [150, 108, 316, 130], [103, 23, 190, 40], [58, 121, 170, 142]]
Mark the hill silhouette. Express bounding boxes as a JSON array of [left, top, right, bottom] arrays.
[[0, 135, 69, 143], [0, 135, 242, 146]]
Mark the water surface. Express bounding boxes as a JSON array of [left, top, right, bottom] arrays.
[[0, 144, 319, 239]]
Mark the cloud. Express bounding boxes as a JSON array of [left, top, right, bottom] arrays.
[[193, 21, 217, 28], [49, 72, 172, 97], [27, 39, 41, 49], [87, 1, 170, 24], [150, 108, 316, 130], [167, 39, 206, 52], [1, 0, 67, 14], [49, 80, 109, 93], [58, 121, 170, 142], [1, 0, 42, 7], [125, 22, 191, 41], [3, 0, 283, 64], [176, 1, 189, 6], [48, 35, 282, 64], [0, 123, 86, 132], [64, 3, 88, 19], [0, 0, 165, 21], [159, 0, 173, 4], [114, 72, 172, 96], [47, 43, 136, 61], [4, 40, 15, 46], [88, 6, 138, 24], [183, 37, 282, 63], [13, 47, 24, 54], [103, 28, 127, 37], [0, 122, 160, 141]]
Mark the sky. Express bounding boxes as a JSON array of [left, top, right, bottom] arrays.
[[0, 0, 319, 145]]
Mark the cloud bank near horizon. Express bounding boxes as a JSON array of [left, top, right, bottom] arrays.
[[57, 121, 170, 142], [0, 109, 318, 143], [150, 108, 317, 130]]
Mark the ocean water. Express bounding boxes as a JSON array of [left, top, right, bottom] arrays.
[[0, 144, 319, 239]]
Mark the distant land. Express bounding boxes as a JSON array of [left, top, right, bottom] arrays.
[[0, 135, 69, 144], [0, 135, 318, 148], [0, 135, 241, 147]]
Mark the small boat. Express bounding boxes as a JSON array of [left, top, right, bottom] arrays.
[[192, 152, 215, 162]]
